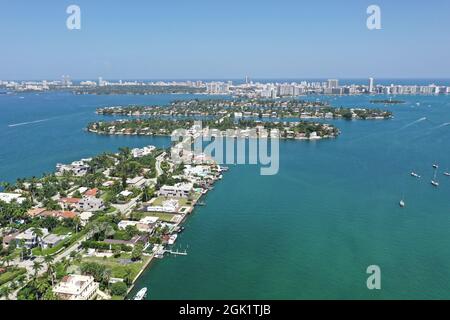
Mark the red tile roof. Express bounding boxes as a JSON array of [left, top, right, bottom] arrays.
[[41, 210, 77, 219], [27, 208, 46, 217], [84, 188, 98, 197], [59, 198, 80, 204]]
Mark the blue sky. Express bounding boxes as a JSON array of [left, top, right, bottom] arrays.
[[1, 0, 450, 80]]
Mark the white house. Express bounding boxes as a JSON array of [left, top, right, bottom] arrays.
[[42, 234, 65, 249], [146, 199, 179, 213], [126, 176, 147, 189], [118, 220, 138, 230], [56, 159, 91, 177], [0, 193, 26, 204], [78, 212, 94, 227], [53, 275, 99, 300], [15, 228, 49, 248], [76, 196, 105, 212], [131, 145, 156, 158], [157, 183, 193, 198]]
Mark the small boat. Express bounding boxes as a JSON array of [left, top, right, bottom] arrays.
[[433, 164, 439, 169], [410, 172, 421, 178], [134, 288, 148, 300], [177, 226, 185, 234], [431, 169, 439, 187], [444, 172, 450, 177], [168, 234, 178, 245], [399, 200, 405, 208], [197, 201, 206, 206]]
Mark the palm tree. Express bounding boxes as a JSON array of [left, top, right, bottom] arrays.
[[0, 285, 12, 300], [44, 255, 55, 286], [3, 255, 13, 267], [32, 261, 43, 278], [31, 228, 44, 249], [102, 269, 112, 287], [73, 216, 81, 233], [123, 267, 133, 286], [34, 278, 49, 300]]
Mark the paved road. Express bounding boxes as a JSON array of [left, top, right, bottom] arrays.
[[4, 233, 89, 300], [155, 152, 166, 177]]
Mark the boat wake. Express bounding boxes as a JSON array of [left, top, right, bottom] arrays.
[[8, 118, 52, 127], [398, 117, 427, 131], [433, 122, 450, 129]]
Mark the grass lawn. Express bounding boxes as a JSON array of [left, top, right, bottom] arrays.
[[141, 211, 181, 223], [152, 196, 190, 207], [52, 226, 73, 235], [0, 268, 27, 286], [79, 254, 150, 280]]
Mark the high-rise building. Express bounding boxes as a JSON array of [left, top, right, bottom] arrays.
[[368, 77, 374, 93], [62, 75, 72, 87], [327, 79, 339, 88], [98, 77, 105, 87]]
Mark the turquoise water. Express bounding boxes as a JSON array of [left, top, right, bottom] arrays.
[[1, 92, 450, 299]]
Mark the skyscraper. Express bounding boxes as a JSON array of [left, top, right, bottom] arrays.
[[327, 79, 339, 88], [369, 77, 374, 93]]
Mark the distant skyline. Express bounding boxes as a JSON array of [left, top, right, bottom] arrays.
[[1, 0, 450, 79]]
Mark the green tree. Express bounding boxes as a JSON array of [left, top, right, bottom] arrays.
[[131, 244, 143, 261], [110, 281, 127, 296], [32, 261, 43, 277]]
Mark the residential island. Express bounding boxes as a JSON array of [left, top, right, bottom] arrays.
[[0, 145, 225, 300], [87, 98, 392, 140]]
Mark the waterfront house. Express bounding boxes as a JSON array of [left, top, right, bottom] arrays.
[[104, 234, 149, 247], [56, 160, 90, 177], [53, 275, 99, 300], [131, 145, 156, 158], [157, 183, 193, 198], [146, 199, 179, 213]]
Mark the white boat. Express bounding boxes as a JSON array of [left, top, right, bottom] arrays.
[[399, 200, 405, 208], [168, 234, 178, 245], [410, 172, 421, 178], [444, 171, 450, 177], [134, 288, 147, 300], [433, 164, 439, 169], [153, 244, 165, 258], [431, 168, 439, 187]]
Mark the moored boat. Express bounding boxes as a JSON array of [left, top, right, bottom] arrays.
[[134, 288, 147, 300]]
